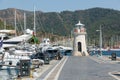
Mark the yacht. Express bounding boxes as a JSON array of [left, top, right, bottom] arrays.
[[39, 38, 51, 53], [0, 50, 30, 69]]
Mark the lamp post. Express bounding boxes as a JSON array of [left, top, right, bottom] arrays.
[[96, 25, 102, 56]]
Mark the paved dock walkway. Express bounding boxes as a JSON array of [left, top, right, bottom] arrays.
[[1, 56, 120, 80], [58, 56, 120, 80]]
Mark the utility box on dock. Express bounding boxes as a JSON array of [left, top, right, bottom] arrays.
[[44, 54, 50, 64], [111, 53, 116, 60], [20, 60, 30, 76]]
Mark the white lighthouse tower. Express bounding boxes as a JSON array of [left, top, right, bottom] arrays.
[[73, 21, 89, 56]]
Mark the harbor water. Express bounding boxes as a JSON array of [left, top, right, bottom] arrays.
[[90, 50, 120, 57]]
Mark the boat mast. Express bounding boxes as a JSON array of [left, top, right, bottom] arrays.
[[4, 20, 6, 30], [14, 9, 17, 36], [33, 6, 36, 36], [24, 12, 26, 34]]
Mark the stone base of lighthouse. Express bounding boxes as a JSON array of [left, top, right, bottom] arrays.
[[73, 51, 89, 56]]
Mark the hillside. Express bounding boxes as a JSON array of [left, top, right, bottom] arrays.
[[0, 7, 120, 46]]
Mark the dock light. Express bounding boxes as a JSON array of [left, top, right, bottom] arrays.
[[96, 25, 102, 56]]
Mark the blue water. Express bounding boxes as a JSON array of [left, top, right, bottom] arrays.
[[61, 50, 120, 56], [90, 50, 120, 57]]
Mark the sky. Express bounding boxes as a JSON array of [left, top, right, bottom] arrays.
[[0, 0, 120, 12]]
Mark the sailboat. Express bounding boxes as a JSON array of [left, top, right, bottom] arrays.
[[0, 10, 32, 69], [2, 10, 33, 48]]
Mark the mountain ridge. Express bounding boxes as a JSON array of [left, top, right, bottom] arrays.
[[0, 7, 120, 44]]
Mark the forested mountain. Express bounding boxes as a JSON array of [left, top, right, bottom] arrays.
[[0, 7, 120, 45]]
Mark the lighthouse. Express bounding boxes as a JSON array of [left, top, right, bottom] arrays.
[[73, 21, 89, 56]]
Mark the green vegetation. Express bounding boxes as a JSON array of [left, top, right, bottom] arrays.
[[0, 19, 13, 30]]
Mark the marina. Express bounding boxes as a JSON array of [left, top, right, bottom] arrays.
[[0, 2, 120, 79], [0, 20, 119, 80]]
